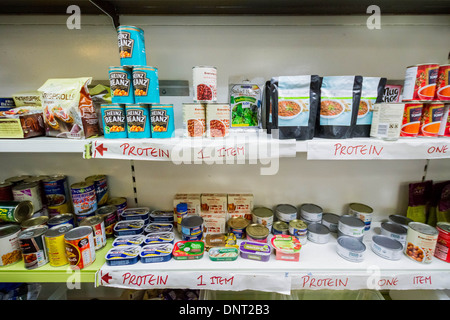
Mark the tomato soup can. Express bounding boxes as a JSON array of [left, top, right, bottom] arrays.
[[70, 181, 98, 222], [193, 66, 217, 102], [107, 197, 128, 217], [47, 213, 75, 228], [348, 203, 373, 231], [96, 205, 118, 238], [0, 200, 34, 223], [80, 215, 107, 250], [400, 103, 423, 137], [18, 225, 49, 269], [0, 182, 14, 201], [44, 224, 73, 267], [117, 25, 147, 67], [0, 224, 22, 266], [206, 103, 231, 138], [418, 102, 445, 137], [150, 104, 175, 138], [434, 64, 450, 101], [85, 174, 109, 206], [64, 226, 96, 269], [109, 66, 134, 104], [101, 104, 128, 139], [404, 222, 438, 263], [133, 66, 160, 104], [252, 207, 274, 230], [183, 103, 206, 137], [402, 63, 439, 101], [438, 104, 450, 137], [12, 182, 43, 213], [126, 104, 151, 138], [434, 222, 450, 263]]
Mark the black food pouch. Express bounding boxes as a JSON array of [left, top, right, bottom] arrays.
[[315, 75, 363, 139], [352, 77, 387, 137], [268, 75, 321, 140]]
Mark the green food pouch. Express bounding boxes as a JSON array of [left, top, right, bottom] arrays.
[[406, 180, 433, 223], [437, 183, 450, 223]]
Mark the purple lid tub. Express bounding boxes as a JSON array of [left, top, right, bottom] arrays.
[[239, 241, 272, 262]]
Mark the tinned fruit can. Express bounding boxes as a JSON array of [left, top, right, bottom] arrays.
[[64, 226, 96, 270], [404, 222, 438, 263], [193, 66, 217, 102], [80, 215, 107, 250], [402, 63, 439, 101], [0, 224, 22, 266], [44, 224, 73, 267], [18, 225, 49, 269], [435, 222, 450, 263]]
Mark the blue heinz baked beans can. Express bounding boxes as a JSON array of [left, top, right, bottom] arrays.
[[117, 25, 147, 67], [150, 104, 175, 138], [133, 66, 160, 104], [109, 67, 135, 104], [101, 104, 127, 139], [126, 104, 151, 138]]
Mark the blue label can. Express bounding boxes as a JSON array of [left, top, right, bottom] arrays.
[[109, 67, 134, 104], [117, 25, 147, 66], [133, 66, 160, 104], [126, 104, 151, 138], [101, 104, 127, 139], [150, 104, 175, 138]]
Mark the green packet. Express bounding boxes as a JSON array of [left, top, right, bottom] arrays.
[[406, 181, 433, 223]]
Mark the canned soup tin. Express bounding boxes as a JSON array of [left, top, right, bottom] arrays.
[[133, 66, 160, 104], [405, 222, 438, 264], [117, 25, 147, 66], [435, 64, 450, 101], [402, 63, 439, 101]]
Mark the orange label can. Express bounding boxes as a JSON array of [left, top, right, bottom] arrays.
[[418, 102, 445, 137], [434, 64, 450, 101], [402, 63, 439, 101], [64, 226, 96, 270], [400, 103, 423, 137]]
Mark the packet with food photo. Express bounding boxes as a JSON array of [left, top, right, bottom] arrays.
[[352, 77, 386, 137], [406, 180, 433, 223], [427, 181, 450, 226], [38, 77, 100, 139], [229, 81, 262, 131], [315, 75, 363, 139], [268, 75, 321, 140]]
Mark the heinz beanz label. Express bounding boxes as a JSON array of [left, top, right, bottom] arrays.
[[101, 104, 127, 139], [126, 104, 151, 138], [133, 66, 160, 104], [150, 104, 175, 138], [109, 67, 134, 104], [117, 25, 147, 67]]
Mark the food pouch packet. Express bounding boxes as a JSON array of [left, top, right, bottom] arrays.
[[427, 181, 449, 226], [89, 84, 112, 135], [269, 75, 321, 140], [352, 77, 386, 137], [38, 77, 100, 139], [436, 182, 450, 223], [229, 82, 262, 130], [406, 180, 433, 223], [315, 76, 363, 139]]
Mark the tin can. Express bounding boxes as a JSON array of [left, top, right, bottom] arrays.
[[85, 174, 109, 206], [4, 175, 31, 185], [307, 223, 330, 244], [107, 197, 128, 217], [47, 213, 75, 228], [206, 103, 231, 138], [434, 222, 450, 263], [338, 215, 365, 241], [80, 215, 107, 250], [117, 25, 147, 67], [101, 104, 127, 139], [64, 226, 96, 270], [322, 213, 340, 233], [400, 103, 423, 137], [0, 182, 14, 201], [21, 216, 48, 230], [252, 207, 274, 230], [300, 203, 323, 224], [181, 215, 203, 237], [388, 214, 413, 229], [176, 203, 188, 233], [246, 223, 270, 243], [348, 203, 373, 231], [23, 176, 49, 206], [70, 181, 97, 222], [193, 66, 217, 102], [289, 219, 308, 238], [0, 224, 22, 266], [404, 222, 438, 263], [434, 64, 450, 101], [43, 175, 71, 212], [438, 104, 450, 137], [183, 103, 206, 137], [371, 235, 403, 261], [369, 103, 404, 141], [418, 102, 445, 137], [227, 216, 250, 238], [18, 225, 49, 269], [336, 235, 366, 263], [109, 66, 134, 104], [150, 104, 175, 138], [402, 63, 439, 101], [381, 221, 407, 248], [44, 224, 73, 266], [133, 66, 160, 103], [272, 221, 289, 235], [126, 104, 151, 138], [96, 205, 118, 238], [12, 182, 43, 212], [0, 200, 34, 223], [275, 204, 298, 223]]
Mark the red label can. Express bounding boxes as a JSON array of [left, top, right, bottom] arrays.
[[418, 102, 445, 137], [435, 222, 450, 263], [400, 103, 423, 137], [435, 64, 450, 101], [402, 63, 439, 101], [438, 105, 450, 137], [64, 226, 96, 270]]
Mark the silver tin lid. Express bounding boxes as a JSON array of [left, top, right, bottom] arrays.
[[337, 236, 366, 252], [339, 215, 365, 228], [372, 235, 403, 251], [307, 222, 330, 235], [300, 203, 323, 214], [409, 222, 438, 236], [381, 221, 407, 235]]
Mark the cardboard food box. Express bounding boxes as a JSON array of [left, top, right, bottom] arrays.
[[227, 193, 253, 220]]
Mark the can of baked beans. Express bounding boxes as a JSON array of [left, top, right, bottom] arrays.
[[44, 224, 73, 267], [404, 222, 438, 264], [64, 226, 96, 270], [0, 182, 14, 201], [80, 215, 107, 250], [400, 103, 423, 137], [402, 63, 439, 101], [70, 181, 98, 222], [126, 104, 151, 138], [418, 102, 445, 137], [96, 205, 118, 238], [133, 66, 160, 104], [206, 103, 231, 138], [12, 182, 43, 213], [193, 66, 217, 102], [101, 104, 128, 139], [0, 224, 22, 267], [18, 225, 49, 269], [182, 103, 206, 137], [117, 25, 147, 67], [109, 66, 135, 104], [434, 64, 450, 101], [85, 174, 109, 206], [435, 222, 450, 263]]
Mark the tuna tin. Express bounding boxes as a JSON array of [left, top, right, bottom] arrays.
[[117, 25, 147, 67], [12, 182, 43, 212], [133, 66, 160, 104], [275, 204, 298, 223], [336, 235, 366, 263], [348, 203, 373, 231], [114, 219, 145, 237], [101, 104, 127, 139], [307, 223, 330, 244], [405, 222, 438, 263], [95, 205, 118, 238], [144, 223, 173, 234], [113, 235, 146, 247], [64, 226, 96, 270], [109, 66, 134, 104], [402, 63, 439, 101], [70, 181, 97, 221], [80, 215, 107, 250], [44, 224, 73, 267], [435, 222, 450, 263], [107, 197, 128, 217], [371, 235, 403, 261], [0, 182, 13, 201], [140, 243, 173, 263], [239, 241, 271, 262], [300, 203, 323, 223], [21, 216, 48, 230], [150, 210, 174, 223], [85, 174, 109, 206], [0, 224, 22, 266], [181, 215, 203, 237], [338, 215, 366, 241], [271, 235, 301, 261], [18, 225, 49, 269], [106, 245, 141, 266], [227, 216, 250, 239], [252, 207, 274, 230], [0, 200, 34, 223], [47, 213, 75, 228], [144, 232, 175, 245], [182, 233, 203, 241], [272, 221, 289, 235], [389, 214, 413, 229], [289, 219, 308, 237], [126, 104, 151, 138], [208, 246, 239, 262], [322, 213, 340, 233], [381, 221, 407, 247], [193, 66, 217, 102], [246, 223, 270, 243], [172, 240, 205, 260], [120, 207, 150, 223], [150, 104, 175, 138]]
